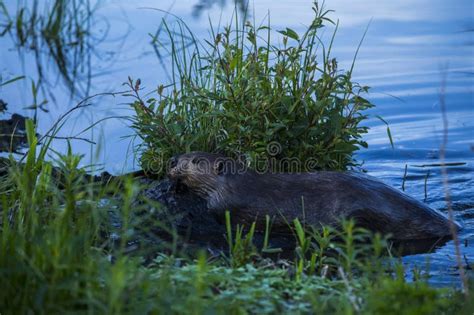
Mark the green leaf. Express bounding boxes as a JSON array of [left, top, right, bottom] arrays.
[[375, 115, 394, 149], [0, 75, 25, 87], [293, 218, 306, 246], [277, 28, 299, 41]]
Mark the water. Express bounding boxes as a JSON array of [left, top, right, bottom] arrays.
[[0, 0, 472, 287]]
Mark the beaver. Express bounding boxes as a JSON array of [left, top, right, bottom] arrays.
[[167, 152, 461, 240]]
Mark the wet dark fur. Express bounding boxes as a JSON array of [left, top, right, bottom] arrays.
[[168, 152, 461, 240]]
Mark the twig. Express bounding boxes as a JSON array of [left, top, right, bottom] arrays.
[[412, 162, 466, 168], [401, 164, 408, 191], [338, 267, 361, 312], [0, 134, 26, 137], [43, 135, 96, 145], [465, 255, 472, 270], [438, 69, 468, 296], [18, 90, 129, 163], [423, 170, 430, 202]]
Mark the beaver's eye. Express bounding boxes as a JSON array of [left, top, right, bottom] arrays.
[[169, 157, 177, 168]]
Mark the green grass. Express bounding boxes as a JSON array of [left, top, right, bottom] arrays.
[[131, 2, 375, 176], [0, 120, 472, 314]]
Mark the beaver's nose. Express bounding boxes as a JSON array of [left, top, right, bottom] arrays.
[[169, 156, 178, 169]]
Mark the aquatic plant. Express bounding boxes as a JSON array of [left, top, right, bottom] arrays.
[[131, 1, 374, 176], [192, 0, 248, 18]]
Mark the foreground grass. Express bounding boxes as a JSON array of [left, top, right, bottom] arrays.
[[0, 121, 472, 314]]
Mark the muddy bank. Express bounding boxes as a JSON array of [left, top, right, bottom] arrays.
[[0, 109, 28, 153]]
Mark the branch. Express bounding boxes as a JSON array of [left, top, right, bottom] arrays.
[[438, 68, 469, 297]]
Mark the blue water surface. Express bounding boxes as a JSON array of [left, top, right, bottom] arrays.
[[0, 0, 472, 287]]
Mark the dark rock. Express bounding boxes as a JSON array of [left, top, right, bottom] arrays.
[[0, 99, 7, 113], [0, 113, 28, 153]]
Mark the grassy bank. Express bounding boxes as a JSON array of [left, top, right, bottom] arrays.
[[1, 120, 472, 314]]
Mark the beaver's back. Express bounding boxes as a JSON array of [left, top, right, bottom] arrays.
[[211, 171, 458, 240]]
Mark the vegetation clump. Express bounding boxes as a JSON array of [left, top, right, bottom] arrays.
[[0, 122, 471, 314], [131, 2, 373, 176]]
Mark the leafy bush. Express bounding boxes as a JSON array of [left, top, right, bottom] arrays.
[[130, 2, 373, 176]]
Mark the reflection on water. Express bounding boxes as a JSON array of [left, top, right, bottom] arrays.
[[0, 0, 109, 104], [192, 0, 248, 18], [0, 0, 472, 287], [392, 237, 451, 257]]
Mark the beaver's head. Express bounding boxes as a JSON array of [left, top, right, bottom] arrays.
[[167, 152, 238, 198]]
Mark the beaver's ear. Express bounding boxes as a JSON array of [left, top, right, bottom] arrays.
[[214, 160, 225, 175]]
